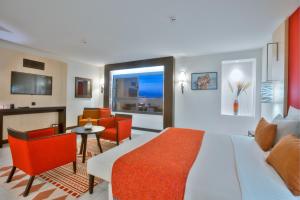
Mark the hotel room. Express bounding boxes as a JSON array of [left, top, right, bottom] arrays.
[[0, 0, 299, 200]]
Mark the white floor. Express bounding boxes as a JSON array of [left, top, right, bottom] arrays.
[[0, 129, 151, 200]]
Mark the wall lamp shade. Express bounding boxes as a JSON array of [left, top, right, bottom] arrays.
[[179, 71, 187, 94]]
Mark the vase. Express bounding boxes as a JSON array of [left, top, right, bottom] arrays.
[[233, 99, 239, 115]]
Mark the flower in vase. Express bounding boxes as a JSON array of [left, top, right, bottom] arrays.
[[228, 81, 251, 115]]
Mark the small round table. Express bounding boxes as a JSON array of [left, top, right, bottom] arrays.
[[72, 126, 105, 163]]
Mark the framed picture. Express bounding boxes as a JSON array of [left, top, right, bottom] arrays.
[[75, 77, 93, 98], [191, 72, 218, 90]]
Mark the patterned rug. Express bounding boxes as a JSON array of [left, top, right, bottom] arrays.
[[0, 139, 116, 200]]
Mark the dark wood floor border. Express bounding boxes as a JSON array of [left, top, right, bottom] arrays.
[[104, 56, 174, 129], [132, 127, 162, 133], [66, 126, 79, 130]]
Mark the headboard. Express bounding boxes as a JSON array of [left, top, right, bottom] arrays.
[[288, 7, 300, 109]]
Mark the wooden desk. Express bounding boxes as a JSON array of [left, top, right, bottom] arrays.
[[0, 106, 66, 147]]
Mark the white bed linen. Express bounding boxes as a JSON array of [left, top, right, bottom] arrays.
[[231, 135, 298, 200], [184, 133, 241, 200], [87, 131, 297, 200]]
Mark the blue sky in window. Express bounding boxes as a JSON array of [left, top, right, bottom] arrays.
[[139, 73, 163, 98], [113, 72, 163, 98]]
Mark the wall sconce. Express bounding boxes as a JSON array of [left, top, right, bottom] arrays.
[[178, 71, 187, 94], [100, 79, 104, 94]]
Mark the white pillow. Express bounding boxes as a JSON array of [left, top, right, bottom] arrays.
[[286, 106, 300, 121], [272, 118, 300, 143]]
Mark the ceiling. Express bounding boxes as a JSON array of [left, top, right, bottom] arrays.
[[0, 0, 299, 66]]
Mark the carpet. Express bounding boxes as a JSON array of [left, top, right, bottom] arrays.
[[0, 139, 116, 200]]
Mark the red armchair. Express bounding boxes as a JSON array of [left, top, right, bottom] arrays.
[[7, 127, 77, 197], [98, 114, 132, 145]]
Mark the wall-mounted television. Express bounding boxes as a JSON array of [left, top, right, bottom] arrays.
[[11, 71, 52, 95]]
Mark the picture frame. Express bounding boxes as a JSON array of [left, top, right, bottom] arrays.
[[191, 72, 218, 90], [75, 77, 93, 98]]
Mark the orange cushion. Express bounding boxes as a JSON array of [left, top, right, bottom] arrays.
[[83, 109, 100, 119], [255, 118, 277, 151], [79, 119, 98, 126], [266, 134, 300, 196], [99, 108, 111, 118]]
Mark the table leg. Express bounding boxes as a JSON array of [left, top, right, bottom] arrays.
[[79, 135, 84, 154], [82, 135, 87, 163], [95, 133, 103, 153]]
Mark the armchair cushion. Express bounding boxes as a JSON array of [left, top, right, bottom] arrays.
[[83, 109, 100, 119], [79, 118, 98, 126]]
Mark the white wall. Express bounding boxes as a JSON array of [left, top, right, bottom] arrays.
[[66, 63, 103, 127], [0, 46, 67, 107], [261, 20, 288, 121], [0, 44, 68, 139], [112, 112, 163, 130], [175, 49, 262, 135], [0, 40, 104, 128]]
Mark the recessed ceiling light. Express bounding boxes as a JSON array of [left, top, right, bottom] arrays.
[[169, 16, 177, 23]]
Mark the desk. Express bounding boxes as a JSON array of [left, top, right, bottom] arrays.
[[0, 106, 66, 147]]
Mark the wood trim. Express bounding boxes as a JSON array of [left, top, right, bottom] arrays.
[[104, 56, 174, 128], [66, 125, 78, 130], [132, 127, 161, 133], [0, 106, 66, 148], [115, 114, 133, 119]]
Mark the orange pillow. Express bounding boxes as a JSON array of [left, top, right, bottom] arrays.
[[255, 118, 277, 151], [266, 134, 300, 196]]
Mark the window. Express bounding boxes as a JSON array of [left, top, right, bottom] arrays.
[[111, 67, 164, 115]]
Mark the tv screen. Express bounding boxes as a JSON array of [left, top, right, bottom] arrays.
[[11, 71, 52, 95]]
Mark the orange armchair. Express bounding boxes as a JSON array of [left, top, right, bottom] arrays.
[[98, 114, 132, 145], [7, 127, 77, 197], [78, 107, 112, 126]]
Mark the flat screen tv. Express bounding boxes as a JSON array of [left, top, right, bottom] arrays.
[[11, 71, 52, 95]]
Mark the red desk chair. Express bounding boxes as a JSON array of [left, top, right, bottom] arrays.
[[98, 114, 132, 145], [7, 127, 77, 197]]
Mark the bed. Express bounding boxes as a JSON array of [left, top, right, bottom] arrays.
[[87, 128, 299, 200]]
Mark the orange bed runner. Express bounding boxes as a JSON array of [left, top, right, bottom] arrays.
[[112, 127, 205, 200]]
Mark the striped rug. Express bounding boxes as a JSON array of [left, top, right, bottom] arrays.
[[0, 139, 116, 200]]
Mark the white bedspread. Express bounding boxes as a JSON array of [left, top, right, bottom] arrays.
[[184, 133, 241, 200], [231, 135, 298, 200], [87, 131, 297, 200]]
